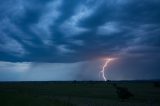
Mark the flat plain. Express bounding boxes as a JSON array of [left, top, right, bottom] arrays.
[[0, 81, 160, 106]]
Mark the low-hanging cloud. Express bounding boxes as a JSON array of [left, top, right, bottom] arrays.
[[0, 0, 160, 80]]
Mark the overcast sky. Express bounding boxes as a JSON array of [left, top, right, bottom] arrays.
[[0, 0, 160, 81]]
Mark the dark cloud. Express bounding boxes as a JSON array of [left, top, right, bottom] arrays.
[[0, 0, 160, 80], [0, 0, 159, 62]]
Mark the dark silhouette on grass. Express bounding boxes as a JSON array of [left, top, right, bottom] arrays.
[[113, 83, 134, 101], [153, 82, 160, 88]]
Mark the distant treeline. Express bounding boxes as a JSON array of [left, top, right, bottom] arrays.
[[0, 80, 160, 84]]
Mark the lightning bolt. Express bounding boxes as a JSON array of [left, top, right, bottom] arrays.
[[100, 58, 114, 81]]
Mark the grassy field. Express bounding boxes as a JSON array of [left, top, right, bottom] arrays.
[[0, 81, 160, 106]]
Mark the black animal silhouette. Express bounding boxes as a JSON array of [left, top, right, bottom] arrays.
[[153, 82, 160, 88], [112, 84, 134, 101]]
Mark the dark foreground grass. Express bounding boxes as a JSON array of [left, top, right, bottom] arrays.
[[0, 81, 160, 106]]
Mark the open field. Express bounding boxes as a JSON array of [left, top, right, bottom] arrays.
[[0, 81, 160, 106]]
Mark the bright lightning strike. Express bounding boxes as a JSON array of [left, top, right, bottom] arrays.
[[100, 58, 115, 81]]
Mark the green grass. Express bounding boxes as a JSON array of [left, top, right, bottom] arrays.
[[0, 82, 160, 106]]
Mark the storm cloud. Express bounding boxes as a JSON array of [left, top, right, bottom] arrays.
[[0, 0, 160, 80]]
